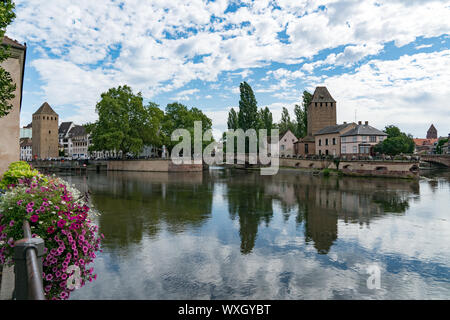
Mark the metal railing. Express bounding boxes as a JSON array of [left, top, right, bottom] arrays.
[[13, 220, 45, 300]]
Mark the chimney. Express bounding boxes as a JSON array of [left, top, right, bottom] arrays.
[[365, 121, 369, 125], [358, 121, 362, 125]]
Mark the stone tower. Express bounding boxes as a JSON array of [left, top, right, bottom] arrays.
[[32, 102, 59, 159], [426, 124, 437, 139], [307, 87, 337, 136]]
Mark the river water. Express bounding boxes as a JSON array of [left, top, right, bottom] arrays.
[[63, 168, 450, 299]]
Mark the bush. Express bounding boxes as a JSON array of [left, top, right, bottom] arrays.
[[323, 168, 331, 177], [0, 161, 43, 189], [0, 172, 103, 300]]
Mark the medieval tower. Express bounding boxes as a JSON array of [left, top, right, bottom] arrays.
[[307, 87, 337, 136], [32, 102, 59, 159], [426, 124, 437, 139]]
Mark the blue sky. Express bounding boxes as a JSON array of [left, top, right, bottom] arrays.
[[7, 0, 450, 139]]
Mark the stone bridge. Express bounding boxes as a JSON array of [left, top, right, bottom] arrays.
[[420, 155, 450, 167]]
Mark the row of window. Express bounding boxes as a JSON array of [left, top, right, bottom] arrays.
[[314, 102, 334, 107], [33, 116, 57, 121], [342, 136, 382, 143], [318, 138, 337, 146], [342, 145, 371, 154]]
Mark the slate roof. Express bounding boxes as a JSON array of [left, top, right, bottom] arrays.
[[59, 121, 73, 135], [341, 124, 387, 137], [33, 102, 58, 116], [68, 125, 87, 137], [315, 123, 355, 135], [20, 138, 32, 147], [2, 36, 26, 50], [311, 86, 336, 103]]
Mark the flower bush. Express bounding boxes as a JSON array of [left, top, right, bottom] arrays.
[[0, 162, 103, 300], [0, 161, 44, 189]]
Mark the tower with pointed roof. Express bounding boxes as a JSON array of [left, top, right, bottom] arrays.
[[294, 86, 337, 156], [426, 124, 437, 139], [307, 86, 337, 137], [32, 102, 59, 159]]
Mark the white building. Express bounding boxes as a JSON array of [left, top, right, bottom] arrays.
[[58, 122, 90, 159], [340, 121, 387, 155], [20, 138, 33, 161]]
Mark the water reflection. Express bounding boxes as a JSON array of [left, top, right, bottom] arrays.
[[61, 168, 450, 299], [222, 172, 419, 255]]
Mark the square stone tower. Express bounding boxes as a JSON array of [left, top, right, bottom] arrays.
[[32, 102, 59, 159], [307, 87, 337, 136]]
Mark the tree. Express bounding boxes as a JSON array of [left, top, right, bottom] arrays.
[[278, 107, 296, 135], [258, 107, 273, 131], [161, 102, 213, 152], [89, 85, 162, 158], [227, 108, 238, 130], [237, 81, 258, 131], [436, 138, 448, 154], [0, 0, 17, 118], [293, 90, 312, 138], [373, 125, 415, 156]]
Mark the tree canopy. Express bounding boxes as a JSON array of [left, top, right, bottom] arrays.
[[161, 102, 213, 152], [373, 125, 415, 156], [0, 0, 17, 118], [89, 85, 163, 157]]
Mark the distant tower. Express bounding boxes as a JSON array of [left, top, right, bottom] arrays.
[[426, 124, 437, 139], [307, 86, 337, 136], [32, 102, 59, 159]]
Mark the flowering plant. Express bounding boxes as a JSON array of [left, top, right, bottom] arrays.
[[0, 162, 103, 300]]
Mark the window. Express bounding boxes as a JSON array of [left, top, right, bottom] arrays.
[[362, 136, 367, 142], [319, 150, 322, 155], [359, 145, 370, 154], [353, 146, 357, 153], [319, 139, 322, 146], [281, 145, 285, 151], [325, 138, 329, 146], [325, 150, 329, 155], [333, 138, 336, 145], [353, 136, 357, 142], [305, 144, 309, 154], [370, 136, 377, 142], [342, 137, 346, 143], [342, 146, 346, 153]]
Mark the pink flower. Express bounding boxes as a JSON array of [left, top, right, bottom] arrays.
[[26, 207, 34, 214], [30, 215, 39, 223], [47, 226, 55, 234], [9, 220, 14, 227], [57, 219, 66, 228]]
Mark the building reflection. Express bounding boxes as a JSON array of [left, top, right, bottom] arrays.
[[268, 174, 419, 254]]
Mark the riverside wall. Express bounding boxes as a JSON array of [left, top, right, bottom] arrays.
[[279, 158, 419, 178], [107, 159, 203, 172]]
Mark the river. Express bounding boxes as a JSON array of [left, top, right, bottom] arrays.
[[62, 167, 450, 299]]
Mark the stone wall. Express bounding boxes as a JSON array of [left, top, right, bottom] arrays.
[[0, 47, 25, 178], [107, 159, 203, 172], [279, 158, 419, 178]]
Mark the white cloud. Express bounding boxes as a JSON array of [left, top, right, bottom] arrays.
[[7, 0, 450, 130], [312, 49, 450, 136]]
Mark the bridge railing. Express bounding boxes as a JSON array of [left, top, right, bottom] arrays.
[[13, 220, 46, 300]]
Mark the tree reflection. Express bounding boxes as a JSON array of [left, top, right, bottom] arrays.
[[80, 171, 213, 250]]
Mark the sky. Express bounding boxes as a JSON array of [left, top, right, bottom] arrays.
[[7, 0, 450, 139]]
